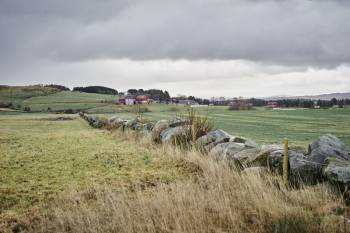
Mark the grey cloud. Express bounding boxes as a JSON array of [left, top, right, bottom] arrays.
[[1, 0, 350, 68]]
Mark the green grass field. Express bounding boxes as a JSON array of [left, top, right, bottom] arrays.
[[104, 104, 350, 147], [0, 113, 194, 229], [1, 86, 350, 232]]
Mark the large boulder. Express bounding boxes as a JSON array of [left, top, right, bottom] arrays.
[[309, 134, 350, 164], [152, 120, 169, 142], [196, 130, 232, 152], [109, 117, 125, 129], [233, 148, 264, 167], [132, 122, 143, 131], [323, 158, 350, 185], [91, 119, 103, 128], [209, 142, 246, 160], [160, 126, 191, 145], [124, 119, 139, 129], [143, 122, 154, 132], [289, 152, 322, 184], [168, 118, 190, 128], [209, 141, 265, 168]]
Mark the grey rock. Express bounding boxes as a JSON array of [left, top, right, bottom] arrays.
[[143, 122, 154, 131], [168, 118, 190, 128], [309, 134, 349, 164], [124, 119, 138, 129], [261, 144, 284, 152], [244, 138, 260, 149], [160, 126, 191, 145], [152, 120, 169, 142], [209, 142, 246, 160], [230, 136, 259, 149], [233, 148, 263, 166], [196, 129, 232, 149], [289, 152, 322, 184], [109, 117, 125, 128], [91, 119, 102, 128], [132, 122, 143, 131], [323, 158, 350, 185]]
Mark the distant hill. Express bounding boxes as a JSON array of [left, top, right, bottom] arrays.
[[265, 92, 350, 101], [0, 85, 118, 113], [0, 85, 61, 104]]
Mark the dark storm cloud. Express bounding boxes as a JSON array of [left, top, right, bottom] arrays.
[[0, 0, 349, 67]]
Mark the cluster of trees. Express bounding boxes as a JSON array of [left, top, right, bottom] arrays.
[[275, 99, 315, 108], [275, 98, 350, 108], [127, 89, 171, 102], [187, 96, 210, 105], [44, 84, 70, 91], [73, 86, 118, 95]]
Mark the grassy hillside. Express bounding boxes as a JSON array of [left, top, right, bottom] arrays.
[[22, 91, 117, 112], [0, 86, 119, 112], [0, 113, 196, 231], [0, 85, 60, 105], [105, 105, 350, 147]]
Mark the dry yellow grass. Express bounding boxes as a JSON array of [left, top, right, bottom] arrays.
[[31, 131, 349, 233]]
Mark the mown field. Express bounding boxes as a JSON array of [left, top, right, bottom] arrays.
[[0, 112, 196, 231], [104, 104, 350, 148]]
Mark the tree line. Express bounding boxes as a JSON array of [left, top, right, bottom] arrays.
[[127, 89, 171, 102], [73, 86, 119, 95]]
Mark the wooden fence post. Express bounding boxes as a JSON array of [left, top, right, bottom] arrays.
[[283, 137, 289, 187]]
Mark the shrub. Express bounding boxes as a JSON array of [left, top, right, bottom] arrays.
[[64, 109, 74, 114], [229, 103, 254, 111], [0, 102, 13, 108], [169, 106, 180, 112], [24, 107, 31, 112]]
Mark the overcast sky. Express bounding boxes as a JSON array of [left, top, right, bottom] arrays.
[[0, 0, 349, 98]]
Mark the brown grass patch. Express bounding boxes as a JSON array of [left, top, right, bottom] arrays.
[[29, 135, 348, 233]]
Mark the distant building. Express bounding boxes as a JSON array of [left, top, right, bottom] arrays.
[[119, 95, 151, 105], [266, 101, 278, 108], [136, 95, 150, 104], [178, 99, 199, 105], [118, 95, 136, 105]]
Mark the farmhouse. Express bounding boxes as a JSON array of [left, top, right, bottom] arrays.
[[119, 95, 151, 105], [266, 101, 278, 108], [118, 95, 136, 105], [136, 95, 150, 104]]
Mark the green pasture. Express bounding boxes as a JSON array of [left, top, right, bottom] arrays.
[[0, 113, 192, 225], [107, 104, 350, 147]]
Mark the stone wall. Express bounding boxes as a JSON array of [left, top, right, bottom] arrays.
[[79, 112, 350, 189]]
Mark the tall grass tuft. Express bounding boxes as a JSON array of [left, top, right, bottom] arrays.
[[181, 108, 214, 143]]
